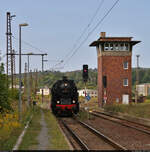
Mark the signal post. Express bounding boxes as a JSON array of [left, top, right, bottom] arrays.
[[82, 64, 88, 99]]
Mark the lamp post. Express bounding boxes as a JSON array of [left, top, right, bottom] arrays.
[[19, 23, 28, 121], [27, 54, 30, 108], [135, 54, 140, 103]]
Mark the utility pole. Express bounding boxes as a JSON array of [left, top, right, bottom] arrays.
[[24, 62, 27, 101], [30, 70, 33, 103], [6, 12, 16, 88], [27, 55, 30, 107], [135, 55, 140, 103], [34, 69, 38, 96], [41, 55, 48, 104], [7, 52, 47, 105]]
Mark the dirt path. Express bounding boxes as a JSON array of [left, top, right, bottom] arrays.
[[37, 110, 51, 150]]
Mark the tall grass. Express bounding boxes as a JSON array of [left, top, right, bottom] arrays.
[[104, 103, 150, 119], [19, 107, 41, 150], [0, 101, 33, 150], [44, 109, 70, 150]]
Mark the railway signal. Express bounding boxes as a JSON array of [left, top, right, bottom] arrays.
[[83, 64, 88, 82]]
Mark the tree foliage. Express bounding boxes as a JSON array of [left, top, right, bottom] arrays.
[[0, 63, 12, 113], [132, 68, 150, 85], [39, 68, 150, 90], [38, 69, 97, 90]]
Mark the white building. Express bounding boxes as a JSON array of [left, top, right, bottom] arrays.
[[78, 89, 97, 97], [136, 83, 150, 96], [37, 88, 50, 95], [9, 85, 24, 89]]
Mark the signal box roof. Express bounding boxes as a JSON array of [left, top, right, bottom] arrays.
[[89, 33, 141, 47]]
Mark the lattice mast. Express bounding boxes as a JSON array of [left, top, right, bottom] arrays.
[[12, 50, 16, 88], [6, 12, 15, 89]]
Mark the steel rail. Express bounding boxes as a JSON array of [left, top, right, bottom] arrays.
[[93, 110, 150, 128], [77, 119, 127, 150], [91, 111, 150, 136], [60, 119, 89, 150]]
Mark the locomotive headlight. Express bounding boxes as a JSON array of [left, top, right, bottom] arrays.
[[57, 101, 60, 104], [72, 100, 76, 103]]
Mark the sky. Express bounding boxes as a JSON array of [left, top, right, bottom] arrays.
[[0, 0, 150, 73]]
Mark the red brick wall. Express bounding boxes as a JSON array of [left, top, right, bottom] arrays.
[[98, 55, 132, 104], [97, 56, 103, 107]]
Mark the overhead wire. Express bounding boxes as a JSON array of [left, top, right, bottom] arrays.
[[63, 0, 105, 61], [62, 0, 120, 67], [12, 35, 61, 72], [52, 0, 105, 70], [12, 35, 46, 54]]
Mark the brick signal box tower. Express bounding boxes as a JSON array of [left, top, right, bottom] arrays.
[[90, 32, 140, 106]]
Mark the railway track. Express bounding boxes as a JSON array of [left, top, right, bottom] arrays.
[[80, 110, 150, 150], [59, 117, 127, 150], [91, 110, 150, 135]]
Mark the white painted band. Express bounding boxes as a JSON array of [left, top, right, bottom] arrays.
[[13, 115, 33, 150]]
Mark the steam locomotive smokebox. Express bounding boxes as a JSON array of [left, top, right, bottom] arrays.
[[51, 76, 79, 116]]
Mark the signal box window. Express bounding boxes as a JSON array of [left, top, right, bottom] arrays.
[[115, 43, 119, 51], [104, 43, 109, 50], [123, 61, 128, 69], [123, 78, 128, 86], [125, 43, 129, 51], [120, 43, 124, 50], [110, 43, 113, 50]]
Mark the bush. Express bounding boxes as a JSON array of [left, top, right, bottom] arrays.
[[8, 89, 19, 100], [146, 95, 150, 99], [104, 103, 127, 113], [104, 102, 150, 119], [0, 63, 12, 113]]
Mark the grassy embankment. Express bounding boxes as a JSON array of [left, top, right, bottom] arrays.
[[0, 101, 32, 150], [19, 97, 69, 150], [19, 106, 41, 150], [79, 96, 99, 110], [77, 97, 98, 120], [44, 109, 70, 150], [79, 97, 150, 119], [42, 96, 70, 150], [104, 100, 150, 119]]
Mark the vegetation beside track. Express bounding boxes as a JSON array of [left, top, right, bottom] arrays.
[[19, 107, 41, 150], [79, 97, 99, 110], [104, 102, 150, 119], [37, 96, 70, 150], [79, 96, 150, 119], [0, 104, 32, 150], [43, 109, 70, 150], [0, 63, 20, 150], [18, 104, 70, 150]]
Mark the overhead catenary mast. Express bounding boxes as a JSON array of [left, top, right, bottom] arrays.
[[7, 52, 47, 105], [6, 12, 16, 88], [12, 49, 16, 88]]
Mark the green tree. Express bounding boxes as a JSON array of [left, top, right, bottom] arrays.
[[0, 63, 11, 113]]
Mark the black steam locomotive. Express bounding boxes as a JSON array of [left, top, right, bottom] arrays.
[[51, 76, 79, 116]]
